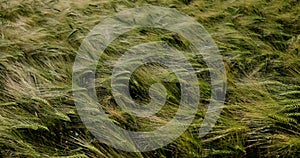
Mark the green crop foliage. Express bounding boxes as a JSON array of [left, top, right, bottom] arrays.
[[0, 0, 299, 157]]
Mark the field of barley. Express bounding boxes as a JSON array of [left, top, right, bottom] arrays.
[[0, 0, 299, 157]]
